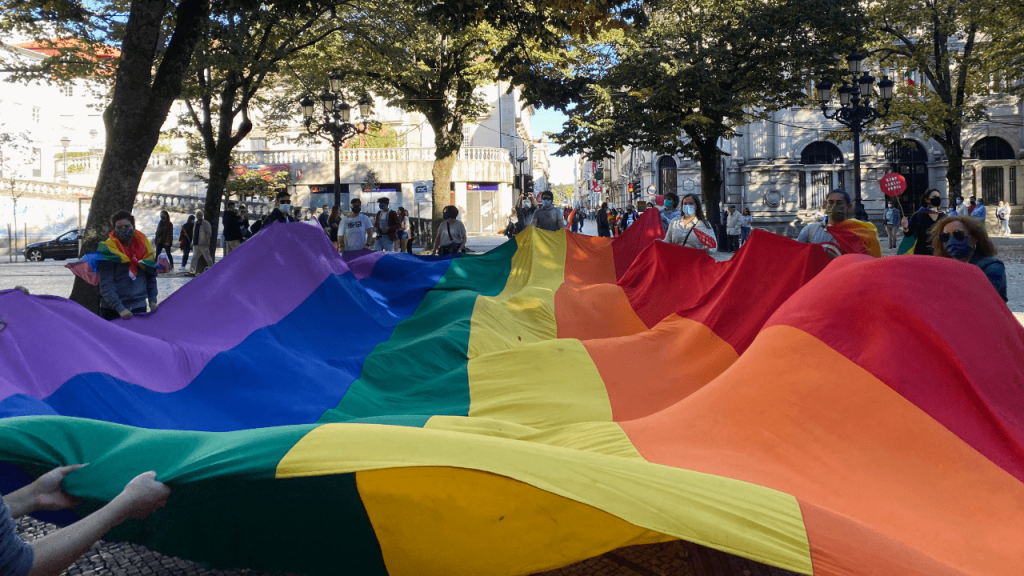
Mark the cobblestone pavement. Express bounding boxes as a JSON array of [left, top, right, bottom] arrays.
[[18, 516, 795, 576]]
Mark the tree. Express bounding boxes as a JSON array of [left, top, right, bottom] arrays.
[[866, 0, 1018, 200], [554, 0, 862, 225], [176, 1, 354, 263], [2, 0, 210, 310], [224, 166, 291, 200], [330, 2, 495, 234]]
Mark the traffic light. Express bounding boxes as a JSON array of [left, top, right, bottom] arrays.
[[627, 183, 634, 194], [524, 175, 534, 194]]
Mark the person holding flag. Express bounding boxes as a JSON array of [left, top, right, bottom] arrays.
[[796, 189, 882, 258]]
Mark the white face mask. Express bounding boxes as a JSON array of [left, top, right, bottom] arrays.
[[279, 203, 291, 213], [682, 205, 696, 217]]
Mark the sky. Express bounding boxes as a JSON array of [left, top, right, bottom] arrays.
[[531, 108, 576, 186]]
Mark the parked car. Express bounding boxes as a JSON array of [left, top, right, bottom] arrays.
[[24, 229, 82, 261]]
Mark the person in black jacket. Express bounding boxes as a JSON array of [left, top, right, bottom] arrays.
[[263, 191, 298, 228], [595, 203, 610, 237], [179, 215, 195, 268], [222, 201, 244, 255]]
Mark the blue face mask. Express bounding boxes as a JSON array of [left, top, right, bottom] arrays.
[[682, 205, 696, 217], [664, 200, 673, 208], [944, 237, 973, 259], [542, 199, 552, 207]]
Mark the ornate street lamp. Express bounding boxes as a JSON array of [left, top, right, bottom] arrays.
[[299, 72, 377, 207], [816, 51, 895, 216]]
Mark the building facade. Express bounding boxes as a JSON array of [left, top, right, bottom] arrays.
[[586, 99, 1023, 235], [2, 39, 542, 237]]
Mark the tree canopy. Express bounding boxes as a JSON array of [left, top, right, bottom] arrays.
[[554, 0, 863, 224], [863, 0, 1022, 198]]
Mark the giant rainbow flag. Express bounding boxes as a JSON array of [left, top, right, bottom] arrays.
[[1, 210, 1021, 576]]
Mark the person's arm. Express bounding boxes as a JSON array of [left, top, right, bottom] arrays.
[[27, 472, 169, 576], [795, 225, 811, 243], [96, 261, 127, 316], [980, 260, 1008, 302], [458, 222, 467, 251], [702, 221, 718, 254]]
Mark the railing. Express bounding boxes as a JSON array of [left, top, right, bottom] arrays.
[[134, 192, 270, 216], [57, 146, 512, 173], [7, 179, 96, 198]]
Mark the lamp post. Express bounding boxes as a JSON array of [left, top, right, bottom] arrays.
[[299, 71, 375, 208], [516, 155, 527, 197], [60, 136, 70, 183], [815, 51, 894, 215]]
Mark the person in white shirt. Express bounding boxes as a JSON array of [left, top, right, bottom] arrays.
[[339, 198, 374, 252], [663, 193, 718, 253]]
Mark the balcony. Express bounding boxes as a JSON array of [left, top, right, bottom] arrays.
[[58, 147, 512, 174]]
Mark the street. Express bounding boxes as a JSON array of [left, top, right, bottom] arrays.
[[2, 220, 1021, 325]]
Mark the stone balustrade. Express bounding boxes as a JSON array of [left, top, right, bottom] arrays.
[[56, 146, 511, 174], [134, 192, 271, 216], [8, 179, 96, 200]]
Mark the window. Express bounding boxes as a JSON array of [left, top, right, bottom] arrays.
[[1010, 167, 1017, 205], [970, 137, 1014, 160], [981, 167, 1004, 205], [800, 142, 844, 165], [249, 138, 266, 151], [62, 84, 73, 97], [810, 171, 832, 211], [658, 156, 677, 197], [32, 107, 40, 123], [462, 125, 471, 144], [799, 172, 807, 210], [31, 148, 41, 177]]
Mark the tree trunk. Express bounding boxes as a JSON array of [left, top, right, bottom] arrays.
[[943, 125, 964, 201], [431, 150, 458, 241], [696, 143, 723, 228], [69, 0, 209, 312]]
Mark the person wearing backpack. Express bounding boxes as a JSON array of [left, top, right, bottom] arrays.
[[932, 215, 1007, 302], [373, 197, 401, 252]]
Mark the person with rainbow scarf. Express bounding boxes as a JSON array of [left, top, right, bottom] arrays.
[[95, 210, 160, 320], [796, 189, 882, 258]]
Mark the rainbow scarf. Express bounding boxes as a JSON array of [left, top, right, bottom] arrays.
[[827, 219, 882, 258], [97, 230, 157, 279]]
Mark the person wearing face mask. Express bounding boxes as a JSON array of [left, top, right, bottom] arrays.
[[932, 216, 1007, 302], [95, 210, 159, 320], [663, 193, 717, 253], [595, 202, 611, 237], [373, 197, 401, 252], [263, 191, 298, 227], [901, 189, 943, 256], [515, 193, 537, 234], [659, 193, 680, 233], [954, 196, 968, 216], [340, 198, 373, 252], [188, 209, 214, 275], [434, 205, 467, 255], [797, 189, 881, 258], [531, 191, 564, 232], [884, 201, 902, 250]]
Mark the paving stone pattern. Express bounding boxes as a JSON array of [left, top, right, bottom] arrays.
[[18, 516, 798, 576]]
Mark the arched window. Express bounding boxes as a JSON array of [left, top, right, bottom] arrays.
[[658, 156, 677, 197], [970, 137, 1014, 160], [800, 142, 844, 165], [799, 142, 844, 210]]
